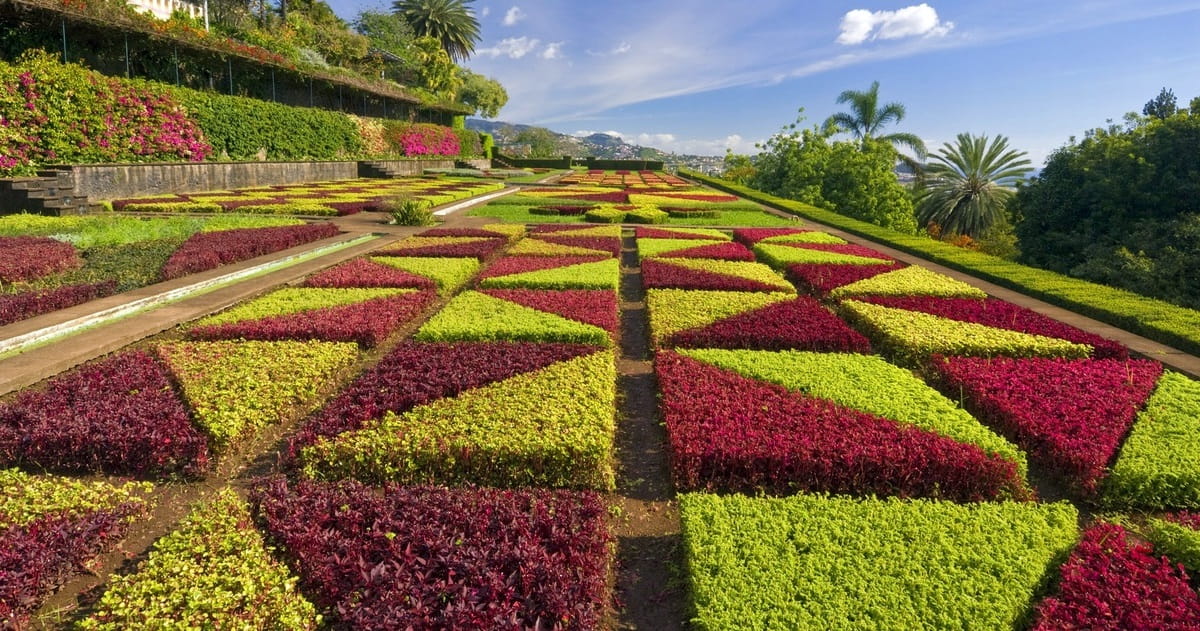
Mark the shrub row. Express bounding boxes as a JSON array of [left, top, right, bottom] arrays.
[[161, 223, 339, 280], [641, 259, 794, 293], [415, 290, 613, 346], [0, 281, 118, 327], [666, 297, 871, 353]]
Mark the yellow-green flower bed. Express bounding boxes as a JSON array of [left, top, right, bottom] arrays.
[[830, 266, 988, 299]]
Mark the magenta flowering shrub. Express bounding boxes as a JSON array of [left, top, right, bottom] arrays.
[[187, 291, 435, 348], [160, 223, 338, 280], [786, 262, 905, 296], [1032, 522, 1200, 629], [657, 352, 1024, 501], [251, 478, 612, 630], [641, 259, 788, 292], [374, 238, 506, 260], [0, 281, 117, 327], [0, 350, 210, 477], [659, 242, 755, 261], [384, 123, 461, 157], [289, 342, 597, 454], [480, 289, 619, 333], [928, 356, 1162, 492], [668, 297, 872, 352], [0, 236, 81, 282], [858, 296, 1128, 359], [732, 228, 814, 246], [479, 256, 608, 280], [304, 258, 436, 289], [535, 236, 622, 257]]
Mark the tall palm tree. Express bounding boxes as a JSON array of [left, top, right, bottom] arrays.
[[915, 133, 1033, 238], [824, 81, 927, 168], [393, 0, 480, 63]]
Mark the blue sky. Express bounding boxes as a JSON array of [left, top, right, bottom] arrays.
[[330, 1, 1200, 165]]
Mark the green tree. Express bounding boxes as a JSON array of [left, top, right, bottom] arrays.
[[514, 127, 559, 158], [392, 0, 480, 63], [824, 80, 927, 169], [721, 150, 756, 185], [915, 133, 1032, 238], [1143, 87, 1178, 120], [410, 36, 462, 97], [458, 70, 508, 118]]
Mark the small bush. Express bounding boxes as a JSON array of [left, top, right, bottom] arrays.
[[584, 207, 625, 223], [384, 197, 437, 226], [625, 208, 669, 224]]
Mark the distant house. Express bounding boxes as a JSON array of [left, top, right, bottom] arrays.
[[126, 0, 206, 22]]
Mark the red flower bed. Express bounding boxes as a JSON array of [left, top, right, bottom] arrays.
[[635, 227, 727, 240], [540, 191, 628, 203], [0, 281, 118, 327], [374, 238, 505, 260], [0, 236, 81, 282], [858, 296, 1128, 359], [668, 297, 872, 352], [1031, 523, 1200, 629], [786, 262, 904, 296], [304, 258, 436, 289], [321, 200, 379, 215], [160, 223, 339, 280], [289, 342, 597, 453], [479, 256, 608, 279], [0, 504, 143, 628], [732, 228, 814, 246], [781, 241, 896, 260], [642, 259, 789, 293], [536, 235, 621, 257], [188, 291, 435, 348], [927, 356, 1162, 492], [657, 352, 1025, 501], [481, 289, 619, 333], [0, 351, 209, 477], [251, 478, 612, 630], [659, 242, 755, 261]]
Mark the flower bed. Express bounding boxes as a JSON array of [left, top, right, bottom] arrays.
[[635, 227, 730, 241], [373, 236, 506, 260], [641, 259, 795, 293], [302, 258, 437, 290], [299, 349, 616, 489], [753, 242, 892, 268], [252, 478, 612, 629], [732, 227, 818, 245], [0, 280, 118, 327], [160, 223, 339, 280], [0, 236, 81, 282], [415, 290, 613, 346], [666, 297, 872, 352], [0, 351, 209, 478], [535, 235, 622, 257], [680, 492, 1078, 630], [1146, 515, 1200, 572], [368, 256, 480, 294], [80, 489, 318, 630], [1031, 522, 1200, 629], [645, 289, 794, 346], [785, 262, 905, 296], [419, 224, 525, 241], [829, 266, 987, 299], [506, 238, 613, 257], [1104, 371, 1200, 508], [636, 239, 754, 261], [478, 257, 620, 290], [530, 224, 622, 237], [928, 356, 1163, 493], [733, 228, 847, 247]]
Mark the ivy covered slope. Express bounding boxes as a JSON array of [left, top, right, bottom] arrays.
[[0, 470, 151, 628], [415, 290, 617, 346], [680, 493, 1078, 630]]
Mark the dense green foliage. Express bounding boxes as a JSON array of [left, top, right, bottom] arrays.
[[1104, 372, 1200, 508], [1146, 517, 1200, 572], [0, 469, 150, 529], [753, 243, 890, 267], [823, 81, 927, 167], [393, 0, 481, 63], [371, 256, 479, 293], [829, 266, 988, 299], [193, 288, 414, 327], [478, 259, 620, 290], [415, 291, 612, 345], [645, 289, 793, 345], [915, 133, 1032, 238]]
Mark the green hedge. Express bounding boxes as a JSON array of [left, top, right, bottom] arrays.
[[682, 170, 1200, 356]]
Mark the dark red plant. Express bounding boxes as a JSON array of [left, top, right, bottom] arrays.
[[657, 242, 755, 261], [732, 228, 815, 246], [480, 289, 618, 333], [0, 281, 117, 327], [0, 236, 81, 282], [304, 258, 436, 289], [641, 259, 790, 293], [479, 256, 608, 280], [1166, 512, 1200, 530], [786, 262, 905, 296], [534, 236, 621, 257], [419, 227, 514, 239], [161, 223, 339, 280], [374, 237, 505, 260], [667, 297, 872, 352]]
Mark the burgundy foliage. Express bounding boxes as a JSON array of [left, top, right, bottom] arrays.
[[0, 236, 81, 282], [479, 256, 608, 279], [641, 258, 791, 293], [657, 352, 1026, 501], [0, 504, 143, 628], [189, 290, 434, 348], [160, 223, 339, 280], [779, 241, 896, 260], [1032, 523, 1200, 630], [480, 289, 619, 334], [858, 296, 1128, 359], [251, 478, 612, 630], [320, 201, 377, 215], [731, 228, 814, 246], [658, 242, 755, 261], [634, 227, 727, 240], [303, 258, 436, 289], [374, 238, 506, 261], [289, 342, 597, 453], [547, 205, 592, 216], [668, 297, 872, 352], [0, 350, 209, 477], [534, 235, 621, 257], [786, 262, 905, 296], [1167, 512, 1200, 530], [0, 281, 118, 327], [419, 227, 512, 239], [927, 356, 1162, 492]]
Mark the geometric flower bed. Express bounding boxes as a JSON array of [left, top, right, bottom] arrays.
[[302, 257, 438, 290], [679, 492, 1079, 630], [634, 227, 730, 240], [641, 258, 795, 293], [664, 297, 872, 352], [419, 223, 526, 241], [635, 239, 755, 261], [373, 236, 506, 260], [658, 352, 1029, 501], [645, 289, 795, 346], [0, 350, 210, 478], [1104, 371, 1200, 508], [0, 281, 120, 327], [786, 262, 905, 297], [753, 242, 893, 268], [415, 290, 615, 346], [732, 227, 843, 246], [297, 349, 617, 490], [186, 287, 435, 348], [79, 489, 318, 630], [157, 340, 358, 452], [529, 224, 623, 238], [368, 256, 481, 294], [928, 356, 1163, 494], [506, 237, 615, 257], [160, 223, 340, 280], [829, 266, 987, 299], [1030, 522, 1200, 629], [478, 256, 620, 290], [252, 478, 612, 629], [1146, 514, 1200, 572], [0, 236, 81, 282], [533, 235, 622, 257]]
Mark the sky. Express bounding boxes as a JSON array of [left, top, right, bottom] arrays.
[[329, 0, 1200, 166]]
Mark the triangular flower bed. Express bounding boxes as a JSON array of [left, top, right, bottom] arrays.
[[252, 479, 612, 629], [1106, 372, 1200, 509], [927, 356, 1163, 493], [415, 291, 613, 346], [646, 289, 794, 346], [0, 350, 209, 478], [478, 257, 619, 290], [507, 238, 611, 257], [658, 352, 1028, 501], [529, 224, 622, 238], [775, 241, 894, 260], [831, 266, 987, 299], [303, 258, 436, 290], [635, 226, 731, 241], [666, 297, 872, 352], [373, 236, 505, 260], [753, 242, 893, 269], [536, 235, 622, 257], [297, 350, 617, 489], [637, 239, 754, 261], [786, 262, 906, 296], [732, 227, 814, 246], [642, 258, 795, 293], [368, 256, 480, 294]]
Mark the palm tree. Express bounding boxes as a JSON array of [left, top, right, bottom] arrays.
[[915, 133, 1033, 238], [824, 81, 927, 168], [393, 0, 480, 63]]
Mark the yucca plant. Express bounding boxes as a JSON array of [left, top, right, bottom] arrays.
[[916, 133, 1033, 239]]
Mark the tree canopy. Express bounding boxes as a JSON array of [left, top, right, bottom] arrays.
[[392, 0, 481, 63], [916, 133, 1032, 238], [824, 80, 927, 166]]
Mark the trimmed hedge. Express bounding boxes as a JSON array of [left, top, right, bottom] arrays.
[[1104, 371, 1200, 508]]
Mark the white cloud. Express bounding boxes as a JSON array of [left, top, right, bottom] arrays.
[[477, 36, 540, 59], [480, 6, 490, 17], [837, 4, 953, 45], [612, 41, 631, 55], [503, 6, 524, 26], [586, 41, 632, 57], [541, 41, 564, 59]]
